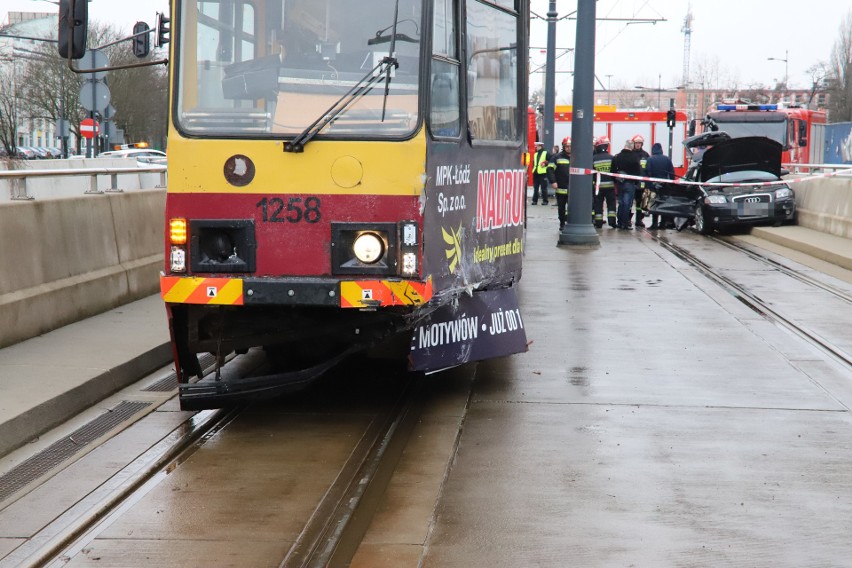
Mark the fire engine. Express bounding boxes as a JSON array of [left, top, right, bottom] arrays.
[[550, 106, 691, 177], [698, 103, 826, 170]]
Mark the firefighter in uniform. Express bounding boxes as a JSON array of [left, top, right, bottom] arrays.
[[546, 137, 572, 230], [630, 134, 651, 228], [531, 141, 550, 205], [592, 136, 616, 228]]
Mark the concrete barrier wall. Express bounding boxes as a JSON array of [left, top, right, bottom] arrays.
[[793, 176, 852, 239], [0, 189, 165, 348], [0, 173, 848, 351]]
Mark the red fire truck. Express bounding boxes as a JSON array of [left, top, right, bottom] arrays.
[[699, 103, 827, 170], [551, 107, 691, 177]]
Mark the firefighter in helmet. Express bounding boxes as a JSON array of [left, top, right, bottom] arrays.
[[546, 136, 572, 230], [630, 134, 651, 228], [592, 136, 616, 228]]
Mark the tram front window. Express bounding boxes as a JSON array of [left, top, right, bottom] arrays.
[[176, 0, 423, 138]]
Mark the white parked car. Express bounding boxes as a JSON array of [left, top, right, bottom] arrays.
[[98, 148, 167, 166]]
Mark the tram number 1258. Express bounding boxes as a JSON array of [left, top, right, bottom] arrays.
[[256, 196, 322, 224]]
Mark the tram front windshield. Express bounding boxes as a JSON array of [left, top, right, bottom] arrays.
[[176, 0, 423, 138]]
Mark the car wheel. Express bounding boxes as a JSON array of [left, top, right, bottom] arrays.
[[783, 209, 798, 226], [694, 204, 712, 235]]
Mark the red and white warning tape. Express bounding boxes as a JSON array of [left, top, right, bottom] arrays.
[[568, 166, 852, 189]]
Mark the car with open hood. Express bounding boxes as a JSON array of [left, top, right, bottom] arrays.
[[649, 133, 796, 234]]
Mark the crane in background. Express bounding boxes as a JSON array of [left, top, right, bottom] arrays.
[[681, 4, 692, 87]]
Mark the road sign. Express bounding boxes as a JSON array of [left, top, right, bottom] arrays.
[[79, 81, 111, 112], [80, 118, 100, 139], [77, 50, 109, 80]]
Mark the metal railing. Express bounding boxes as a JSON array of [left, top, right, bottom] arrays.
[[0, 164, 168, 200], [782, 163, 852, 176]]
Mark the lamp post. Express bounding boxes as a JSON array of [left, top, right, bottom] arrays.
[[634, 76, 673, 110], [767, 49, 788, 99], [605, 74, 613, 105]]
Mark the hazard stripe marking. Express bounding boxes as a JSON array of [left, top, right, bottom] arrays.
[[160, 277, 244, 305], [340, 279, 433, 308]]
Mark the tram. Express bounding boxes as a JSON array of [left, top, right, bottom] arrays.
[[62, 0, 530, 408]]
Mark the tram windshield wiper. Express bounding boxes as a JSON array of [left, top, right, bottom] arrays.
[[283, 56, 399, 153]]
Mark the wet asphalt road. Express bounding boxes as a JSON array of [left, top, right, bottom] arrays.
[[417, 205, 852, 567], [4, 202, 852, 567]]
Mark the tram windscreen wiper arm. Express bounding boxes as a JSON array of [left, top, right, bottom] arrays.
[[284, 56, 398, 153]]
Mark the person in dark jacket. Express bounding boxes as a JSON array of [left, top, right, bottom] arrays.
[[611, 138, 643, 230], [592, 136, 616, 228], [644, 142, 675, 230], [546, 137, 572, 229], [630, 135, 651, 227]]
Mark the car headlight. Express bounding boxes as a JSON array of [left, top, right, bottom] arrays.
[[352, 232, 385, 264], [705, 195, 727, 204], [774, 187, 793, 199]]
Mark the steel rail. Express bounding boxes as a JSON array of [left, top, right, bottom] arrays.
[[3, 358, 236, 568], [281, 371, 426, 568], [653, 235, 852, 374], [713, 235, 852, 304]]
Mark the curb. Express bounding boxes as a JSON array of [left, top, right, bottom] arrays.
[[0, 342, 172, 458]]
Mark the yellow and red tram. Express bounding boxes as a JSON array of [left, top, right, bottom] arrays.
[[61, 0, 531, 408]]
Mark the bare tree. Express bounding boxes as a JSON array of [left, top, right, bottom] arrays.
[[826, 10, 852, 121], [16, 42, 85, 153], [0, 64, 20, 157], [106, 47, 168, 149]]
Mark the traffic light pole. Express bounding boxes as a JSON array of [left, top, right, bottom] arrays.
[[559, 0, 599, 246], [667, 97, 675, 158]]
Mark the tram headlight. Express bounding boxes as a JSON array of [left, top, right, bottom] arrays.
[[352, 232, 386, 264]]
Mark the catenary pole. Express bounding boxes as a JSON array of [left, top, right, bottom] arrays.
[[543, 0, 557, 151], [559, 0, 599, 245]]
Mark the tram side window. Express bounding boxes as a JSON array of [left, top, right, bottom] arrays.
[[465, 0, 519, 142], [430, 0, 460, 138]]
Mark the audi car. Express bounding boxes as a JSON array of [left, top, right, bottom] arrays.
[[650, 133, 797, 234]]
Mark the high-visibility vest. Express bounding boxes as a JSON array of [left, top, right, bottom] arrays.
[[533, 150, 548, 175]]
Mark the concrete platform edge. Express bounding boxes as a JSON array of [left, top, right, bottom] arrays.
[[750, 226, 852, 271], [0, 342, 172, 458]]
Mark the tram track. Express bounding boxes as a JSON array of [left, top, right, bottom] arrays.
[[712, 235, 852, 304], [2, 353, 426, 568], [651, 232, 852, 374]]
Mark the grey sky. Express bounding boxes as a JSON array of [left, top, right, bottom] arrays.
[[5, 0, 848, 104], [531, 0, 851, 103]]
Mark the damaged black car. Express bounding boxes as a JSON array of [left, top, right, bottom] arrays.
[[649, 133, 797, 234]]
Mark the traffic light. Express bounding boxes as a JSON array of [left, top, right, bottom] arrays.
[[58, 0, 88, 59], [666, 109, 677, 128], [132, 21, 150, 58], [155, 12, 170, 48]]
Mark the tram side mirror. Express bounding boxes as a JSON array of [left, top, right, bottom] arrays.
[[58, 0, 88, 59], [798, 121, 807, 146]]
